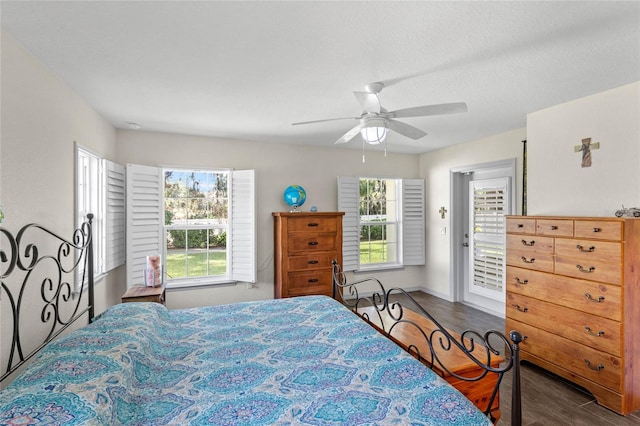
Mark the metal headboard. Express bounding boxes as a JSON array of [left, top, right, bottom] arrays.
[[0, 214, 94, 382]]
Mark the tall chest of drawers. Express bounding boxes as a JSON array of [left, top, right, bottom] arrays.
[[506, 215, 640, 414], [273, 212, 344, 298]]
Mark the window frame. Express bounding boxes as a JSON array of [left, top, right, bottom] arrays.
[[163, 168, 231, 286], [338, 176, 425, 273]]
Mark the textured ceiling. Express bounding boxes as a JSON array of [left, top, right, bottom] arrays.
[[2, 1, 639, 154]]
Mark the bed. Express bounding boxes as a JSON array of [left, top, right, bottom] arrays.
[[0, 217, 522, 425]]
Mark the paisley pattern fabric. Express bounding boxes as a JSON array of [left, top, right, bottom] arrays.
[[0, 296, 491, 425]]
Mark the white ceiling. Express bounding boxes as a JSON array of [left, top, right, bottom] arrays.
[[2, 1, 639, 154]]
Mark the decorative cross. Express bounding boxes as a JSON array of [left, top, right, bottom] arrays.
[[574, 138, 600, 168], [439, 206, 447, 219]]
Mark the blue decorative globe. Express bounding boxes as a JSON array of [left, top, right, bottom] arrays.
[[283, 185, 307, 210]]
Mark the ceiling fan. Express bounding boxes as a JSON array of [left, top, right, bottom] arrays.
[[292, 82, 468, 146]]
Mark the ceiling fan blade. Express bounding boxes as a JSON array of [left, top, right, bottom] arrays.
[[388, 102, 468, 119], [335, 123, 365, 144], [292, 116, 359, 126], [353, 91, 381, 113], [386, 119, 427, 140]]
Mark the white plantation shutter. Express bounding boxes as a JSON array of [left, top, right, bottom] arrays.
[[126, 164, 163, 289], [469, 178, 509, 300], [402, 179, 425, 265], [104, 160, 125, 272], [230, 169, 256, 283], [338, 176, 359, 271]]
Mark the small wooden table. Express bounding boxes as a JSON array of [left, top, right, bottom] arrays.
[[357, 305, 503, 422], [121, 284, 166, 305]]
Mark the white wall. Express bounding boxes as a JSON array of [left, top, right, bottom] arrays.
[[116, 130, 427, 308], [1, 31, 124, 384], [527, 81, 640, 216], [419, 128, 526, 298]]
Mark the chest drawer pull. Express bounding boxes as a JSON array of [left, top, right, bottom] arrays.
[[593, 227, 601, 233], [585, 326, 605, 337], [521, 239, 535, 246], [521, 256, 535, 264], [307, 223, 319, 227], [585, 293, 605, 303], [576, 244, 596, 253], [308, 278, 319, 283], [308, 260, 319, 264], [576, 264, 595, 273], [512, 304, 528, 313], [308, 241, 319, 246], [550, 225, 558, 230], [584, 359, 604, 371], [514, 277, 528, 285]]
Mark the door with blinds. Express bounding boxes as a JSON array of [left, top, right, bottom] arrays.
[[468, 178, 510, 302]]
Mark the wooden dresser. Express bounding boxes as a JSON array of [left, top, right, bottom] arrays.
[[273, 212, 344, 298], [505, 215, 640, 414]]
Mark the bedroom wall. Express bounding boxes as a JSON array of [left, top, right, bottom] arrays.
[[418, 128, 526, 299], [527, 81, 640, 216], [1, 31, 124, 383], [116, 130, 426, 308]]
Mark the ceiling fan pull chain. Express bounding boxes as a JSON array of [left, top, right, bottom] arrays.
[[362, 138, 366, 163]]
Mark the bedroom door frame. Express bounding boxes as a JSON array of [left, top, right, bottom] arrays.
[[449, 158, 516, 317]]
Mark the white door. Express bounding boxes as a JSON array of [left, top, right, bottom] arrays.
[[468, 178, 510, 302]]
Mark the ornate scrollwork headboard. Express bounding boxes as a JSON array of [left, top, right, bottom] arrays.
[[0, 214, 95, 382]]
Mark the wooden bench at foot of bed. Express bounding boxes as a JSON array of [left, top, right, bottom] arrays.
[[357, 305, 503, 422]]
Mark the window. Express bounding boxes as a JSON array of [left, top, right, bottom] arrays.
[[126, 164, 255, 288], [359, 178, 399, 266], [338, 176, 425, 272], [75, 144, 125, 288], [164, 170, 229, 282]]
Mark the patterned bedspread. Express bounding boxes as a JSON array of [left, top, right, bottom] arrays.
[[0, 296, 491, 425]]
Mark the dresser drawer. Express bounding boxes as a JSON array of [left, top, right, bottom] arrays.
[[506, 266, 622, 321], [287, 269, 333, 296], [554, 238, 622, 284], [506, 293, 621, 356], [506, 217, 536, 234], [287, 216, 338, 233], [287, 254, 336, 271], [506, 234, 554, 272], [288, 234, 337, 253], [507, 319, 622, 392], [574, 220, 623, 241], [536, 219, 574, 237]]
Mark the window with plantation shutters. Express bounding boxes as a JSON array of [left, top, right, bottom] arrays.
[[469, 177, 509, 300], [338, 176, 425, 272]]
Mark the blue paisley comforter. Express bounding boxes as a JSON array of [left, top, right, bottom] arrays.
[[0, 296, 491, 425]]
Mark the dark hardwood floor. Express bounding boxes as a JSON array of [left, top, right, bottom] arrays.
[[387, 291, 640, 425]]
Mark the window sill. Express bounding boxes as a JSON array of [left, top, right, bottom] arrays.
[[355, 264, 405, 274], [166, 280, 237, 290]]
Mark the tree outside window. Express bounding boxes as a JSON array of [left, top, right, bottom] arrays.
[[359, 178, 399, 266], [164, 169, 229, 280]]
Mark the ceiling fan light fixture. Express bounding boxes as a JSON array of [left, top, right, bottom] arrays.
[[360, 126, 387, 145]]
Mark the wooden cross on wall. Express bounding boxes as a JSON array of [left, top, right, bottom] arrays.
[[574, 137, 600, 168]]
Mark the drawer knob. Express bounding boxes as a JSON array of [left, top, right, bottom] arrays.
[[550, 225, 558, 230], [308, 241, 319, 246], [576, 264, 595, 273], [584, 293, 605, 303], [308, 260, 319, 264], [308, 278, 319, 283], [517, 224, 524, 228], [584, 359, 604, 371], [514, 277, 529, 285], [593, 227, 601, 233], [576, 244, 595, 253], [308, 223, 319, 227], [585, 326, 605, 337], [512, 304, 528, 313], [521, 239, 535, 247], [521, 256, 536, 264]]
